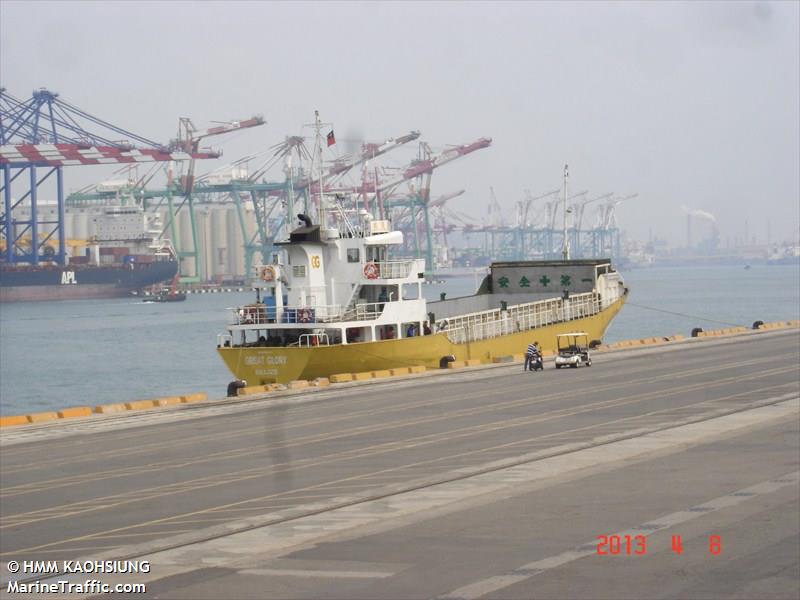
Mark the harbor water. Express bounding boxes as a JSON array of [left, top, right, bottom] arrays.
[[1, 264, 798, 416]]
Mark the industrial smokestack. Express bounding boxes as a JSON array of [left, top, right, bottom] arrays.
[[681, 205, 716, 223]]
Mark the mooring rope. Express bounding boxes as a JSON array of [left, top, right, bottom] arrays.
[[624, 302, 745, 328]]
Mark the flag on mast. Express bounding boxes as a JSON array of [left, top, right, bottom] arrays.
[[326, 130, 336, 147]]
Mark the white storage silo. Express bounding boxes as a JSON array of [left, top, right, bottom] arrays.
[[178, 209, 195, 278], [209, 206, 226, 281]]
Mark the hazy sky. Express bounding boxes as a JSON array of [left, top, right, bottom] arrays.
[[2, 0, 798, 246]]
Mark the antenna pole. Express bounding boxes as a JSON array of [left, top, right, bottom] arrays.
[[314, 110, 325, 227]]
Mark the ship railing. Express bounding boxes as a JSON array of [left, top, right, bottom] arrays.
[[230, 300, 389, 326], [345, 301, 385, 321], [442, 292, 603, 344], [362, 260, 417, 280], [231, 303, 345, 325], [298, 333, 330, 348], [217, 333, 233, 348]]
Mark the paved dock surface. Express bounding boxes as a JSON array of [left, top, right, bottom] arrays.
[[1, 329, 798, 599]]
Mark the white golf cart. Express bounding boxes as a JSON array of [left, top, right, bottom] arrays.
[[554, 332, 592, 369]]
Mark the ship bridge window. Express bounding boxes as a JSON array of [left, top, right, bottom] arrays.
[[347, 248, 360, 263], [366, 246, 386, 262]]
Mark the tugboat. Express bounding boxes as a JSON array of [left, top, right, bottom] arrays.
[[142, 275, 186, 302], [216, 119, 627, 384]]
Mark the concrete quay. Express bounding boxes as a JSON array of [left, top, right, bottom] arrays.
[[0, 328, 798, 599]]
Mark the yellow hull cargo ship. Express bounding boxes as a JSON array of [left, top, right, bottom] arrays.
[[216, 217, 627, 384], [217, 119, 625, 384]]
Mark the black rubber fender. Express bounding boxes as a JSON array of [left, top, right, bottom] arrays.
[[752, 320, 764, 330], [227, 380, 247, 397], [439, 355, 456, 369], [691, 327, 704, 338]]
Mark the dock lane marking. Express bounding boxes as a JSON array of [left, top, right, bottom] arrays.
[[3, 381, 797, 559], [97, 399, 800, 580], [5, 396, 796, 582], [3, 366, 794, 534], [436, 471, 800, 600], [238, 568, 393, 579]]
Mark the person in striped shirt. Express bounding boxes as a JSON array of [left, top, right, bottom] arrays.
[[524, 341, 540, 371]]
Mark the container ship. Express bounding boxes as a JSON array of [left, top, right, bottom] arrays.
[[0, 207, 178, 302], [216, 211, 627, 384]]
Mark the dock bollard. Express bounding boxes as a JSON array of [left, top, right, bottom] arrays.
[[691, 327, 703, 338], [752, 320, 764, 330], [227, 380, 247, 397]]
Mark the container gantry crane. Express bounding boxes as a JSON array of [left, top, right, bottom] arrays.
[[164, 115, 265, 282], [570, 192, 613, 257], [592, 193, 637, 258], [0, 88, 218, 266]]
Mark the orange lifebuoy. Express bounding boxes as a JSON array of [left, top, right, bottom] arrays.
[[363, 262, 379, 279], [260, 265, 275, 282]]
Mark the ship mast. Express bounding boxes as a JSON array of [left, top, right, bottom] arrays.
[[561, 163, 570, 260], [313, 110, 329, 227]]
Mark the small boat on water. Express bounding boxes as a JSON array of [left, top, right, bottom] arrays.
[[142, 290, 187, 303], [142, 275, 186, 302]]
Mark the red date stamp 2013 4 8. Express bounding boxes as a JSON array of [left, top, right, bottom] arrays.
[[596, 534, 722, 555]]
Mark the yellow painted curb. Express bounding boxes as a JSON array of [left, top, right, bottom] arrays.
[[0, 415, 30, 427], [330, 373, 354, 383], [465, 359, 482, 366], [239, 385, 267, 396], [389, 367, 411, 375], [353, 371, 373, 381], [409, 365, 427, 374], [492, 356, 515, 363], [311, 377, 330, 387], [371, 370, 392, 379], [57, 406, 92, 419], [27, 411, 59, 424], [447, 361, 466, 369], [288, 380, 309, 389], [181, 392, 207, 403], [153, 397, 184, 407], [125, 399, 155, 411], [94, 403, 127, 414]]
